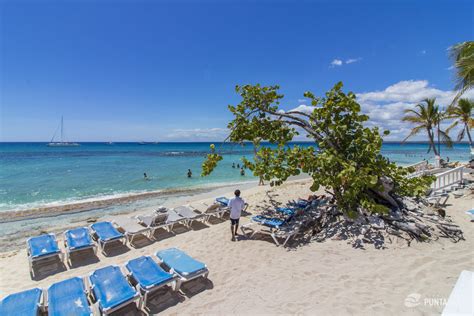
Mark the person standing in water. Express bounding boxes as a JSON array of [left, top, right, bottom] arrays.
[[144, 172, 149, 180], [187, 169, 192, 178], [240, 168, 245, 176], [232, 162, 236, 168], [229, 189, 246, 241]]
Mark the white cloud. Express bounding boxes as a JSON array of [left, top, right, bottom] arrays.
[[330, 59, 343, 67], [288, 104, 316, 114], [297, 98, 307, 103], [346, 57, 362, 64], [356, 80, 474, 141]]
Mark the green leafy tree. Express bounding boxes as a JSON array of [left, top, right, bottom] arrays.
[[402, 98, 452, 155], [202, 83, 434, 218], [446, 98, 473, 146], [450, 41, 474, 102]]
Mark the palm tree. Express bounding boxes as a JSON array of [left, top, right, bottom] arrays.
[[402, 98, 452, 156], [450, 41, 474, 103], [446, 98, 473, 146]]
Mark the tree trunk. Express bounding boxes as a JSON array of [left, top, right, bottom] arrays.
[[465, 124, 473, 147], [428, 128, 439, 156]]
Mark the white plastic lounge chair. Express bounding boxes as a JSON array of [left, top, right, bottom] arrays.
[[90, 222, 126, 255], [64, 227, 97, 266], [155, 248, 209, 289], [113, 217, 150, 245], [173, 205, 206, 227], [46, 277, 93, 316], [136, 210, 185, 237], [442, 270, 474, 316], [88, 265, 140, 315], [189, 202, 227, 221], [125, 256, 178, 310], [27, 233, 63, 277], [0, 288, 43, 316]]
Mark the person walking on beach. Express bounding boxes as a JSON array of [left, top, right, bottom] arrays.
[[187, 169, 192, 178], [229, 189, 245, 241]]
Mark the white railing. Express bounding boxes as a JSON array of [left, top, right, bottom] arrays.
[[430, 166, 464, 193], [406, 160, 429, 178]]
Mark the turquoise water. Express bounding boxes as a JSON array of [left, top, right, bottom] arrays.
[[0, 142, 471, 212]]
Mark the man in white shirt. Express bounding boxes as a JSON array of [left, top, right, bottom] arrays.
[[228, 189, 246, 241]]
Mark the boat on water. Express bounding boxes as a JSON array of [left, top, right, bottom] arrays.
[[47, 116, 79, 147]]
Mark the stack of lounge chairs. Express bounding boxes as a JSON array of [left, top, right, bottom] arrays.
[[1, 248, 209, 315]]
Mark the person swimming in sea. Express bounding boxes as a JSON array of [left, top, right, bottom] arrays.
[[144, 172, 149, 180], [240, 167, 245, 176], [232, 162, 236, 168], [187, 169, 192, 178]]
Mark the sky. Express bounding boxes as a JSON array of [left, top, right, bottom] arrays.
[[0, 0, 472, 142]]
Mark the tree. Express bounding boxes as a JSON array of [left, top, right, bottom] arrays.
[[402, 98, 452, 155], [203, 82, 434, 218], [446, 98, 473, 146], [450, 41, 474, 102]]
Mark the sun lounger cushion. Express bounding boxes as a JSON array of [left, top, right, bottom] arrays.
[[48, 277, 92, 316], [28, 234, 60, 258], [89, 265, 138, 311], [0, 288, 42, 316], [276, 207, 296, 216], [252, 215, 285, 228], [156, 248, 207, 277], [65, 227, 93, 250], [215, 197, 229, 206], [91, 222, 123, 241], [126, 256, 174, 290]]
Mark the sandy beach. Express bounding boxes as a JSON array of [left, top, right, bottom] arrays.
[[0, 178, 472, 315]]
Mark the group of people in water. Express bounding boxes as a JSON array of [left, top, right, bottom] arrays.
[[232, 162, 245, 176], [143, 162, 246, 181]]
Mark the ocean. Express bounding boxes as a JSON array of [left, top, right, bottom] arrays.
[[0, 141, 471, 250], [0, 142, 471, 214]]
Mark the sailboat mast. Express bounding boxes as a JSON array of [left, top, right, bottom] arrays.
[[61, 116, 64, 143]]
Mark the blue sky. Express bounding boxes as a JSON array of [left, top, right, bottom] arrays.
[[1, 0, 472, 141]]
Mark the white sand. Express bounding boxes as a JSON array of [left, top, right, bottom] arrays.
[[0, 178, 473, 315]]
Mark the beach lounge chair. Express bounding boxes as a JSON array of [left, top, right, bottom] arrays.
[[442, 270, 474, 316], [215, 197, 229, 206], [113, 217, 150, 245], [241, 215, 302, 247], [125, 256, 178, 309], [47, 277, 92, 316], [64, 227, 97, 265], [27, 233, 63, 276], [189, 202, 227, 221], [155, 248, 209, 288], [90, 222, 126, 254], [136, 210, 185, 236], [0, 288, 43, 316], [465, 209, 474, 221], [89, 265, 140, 315], [173, 205, 206, 227]]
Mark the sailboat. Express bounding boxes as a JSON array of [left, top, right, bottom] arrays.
[[47, 116, 79, 147]]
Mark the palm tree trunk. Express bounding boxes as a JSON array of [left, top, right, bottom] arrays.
[[428, 129, 439, 156], [465, 124, 473, 147]]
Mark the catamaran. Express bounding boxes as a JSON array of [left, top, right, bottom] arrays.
[[47, 116, 79, 147]]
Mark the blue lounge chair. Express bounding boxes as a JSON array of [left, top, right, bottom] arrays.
[[241, 215, 301, 247], [64, 227, 97, 265], [27, 233, 63, 277], [89, 265, 139, 315], [47, 277, 92, 316], [251, 215, 286, 228], [90, 222, 126, 254], [0, 287, 43, 316], [215, 197, 229, 207], [276, 207, 297, 216], [125, 256, 177, 309], [155, 248, 209, 287], [466, 209, 474, 221]]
